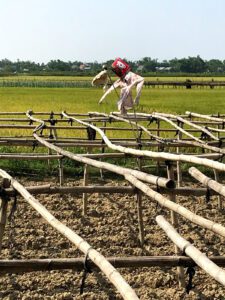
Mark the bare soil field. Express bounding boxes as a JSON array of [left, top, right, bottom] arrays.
[[1, 175, 225, 300]]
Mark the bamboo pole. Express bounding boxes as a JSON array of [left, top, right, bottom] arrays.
[[60, 113, 225, 172], [1, 255, 225, 274], [100, 120, 107, 178], [1, 137, 225, 151], [26, 110, 45, 133], [0, 198, 8, 253], [134, 112, 213, 144], [0, 178, 10, 253], [58, 158, 64, 186], [5, 185, 135, 196], [156, 215, 225, 286], [1, 123, 223, 133], [155, 112, 219, 141], [185, 111, 225, 123], [4, 185, 219, 197], [101, 112, 225, 126], [33, 134, 174, 188], [136, 191, 144, 247], [213, 169, 223, 210], [124, 174, 225, 238], [189, 167, 225, 199], [0, 152, 223, 162], [0, 169, 139, 300], [166, 163, 185, 287], [157, 119, 161, 174], [90, 111, 220, 154], [82, 146, 92, 216], [121, 112, 224, 153], [0, 154, 63, 160], [176, 123, 183, 186]]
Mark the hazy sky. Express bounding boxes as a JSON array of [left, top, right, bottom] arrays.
[[0, 0, 225, 63]]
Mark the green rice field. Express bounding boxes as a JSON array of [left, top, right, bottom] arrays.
[[0, 82, 224, 174], [0, 84, 225, 114]]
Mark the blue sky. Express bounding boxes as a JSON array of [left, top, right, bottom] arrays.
[[0, 0, 224, 63]]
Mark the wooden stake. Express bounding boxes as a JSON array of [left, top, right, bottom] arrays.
[[0, 199, 8, 253], [136, 191, 144, 247], [213, 169, 223, 210], [58, 157, 64, 187], [83, 147, 92, 215], [176, 124, 183, 186], [0, 178, 10, 253], [166, 162, 185, 287]]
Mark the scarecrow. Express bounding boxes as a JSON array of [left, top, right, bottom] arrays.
[[92, 58, 144, 114]]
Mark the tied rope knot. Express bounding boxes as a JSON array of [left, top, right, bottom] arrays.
[[186, 266, 195, 294], [80, 248, 93, 295]]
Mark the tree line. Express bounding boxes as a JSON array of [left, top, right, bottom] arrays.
[[0, 56, 225, 76]]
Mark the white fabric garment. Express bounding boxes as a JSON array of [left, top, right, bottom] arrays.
[[98, 71, 144, 114], [91, 70, 108, 86]]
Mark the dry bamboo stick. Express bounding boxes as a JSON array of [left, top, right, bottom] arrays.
[[33, 134, 174, 188], [26, 110, 45, 133], [82, 146, 92, 215], [1, 255, 225, 274], [5, 185, 135, 196], [0, 112, 26, 115], [206, 127, 225, 133], [151, 114, 224, 153], [0, 154, 63, 160], [1, 123, 220, 133], [0, 178, 10, 253], [136, 192, 144, 247], [185, 111, 225, 123], [124, 174, 225, 238], [213, 169, 223, 210], [124, 112, 224, 153], [136, 112, 211, 144], [58, 158, 64, 186], [156, 215, 225, 286], [0, 198, 8, 253], [4, 185, 219, 197], [0, 169, 139, 300], [60, 113, 225, 171], [156, 119, 161, 174], [166, 164, 185, 287], [176, 123, 183, 186], [155, 112, 219, 141], [0, 137, 224, 150], [106, 113, 164, 143], [91, 112, 219, 152], [196, 153, 223, 160], [110, 112, 225, 126], [189, 167, 225, 198]]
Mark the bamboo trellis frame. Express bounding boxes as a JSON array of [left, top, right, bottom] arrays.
[[0, 169, 139, 300], [1, 110, 225, 295]]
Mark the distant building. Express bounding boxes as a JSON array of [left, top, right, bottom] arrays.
[[137, 65, 144, 72], [79, 64, 91, 71], [156, 67, 172, 72]]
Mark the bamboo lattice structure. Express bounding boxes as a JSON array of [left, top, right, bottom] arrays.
[[1, 110, 225, 297]]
